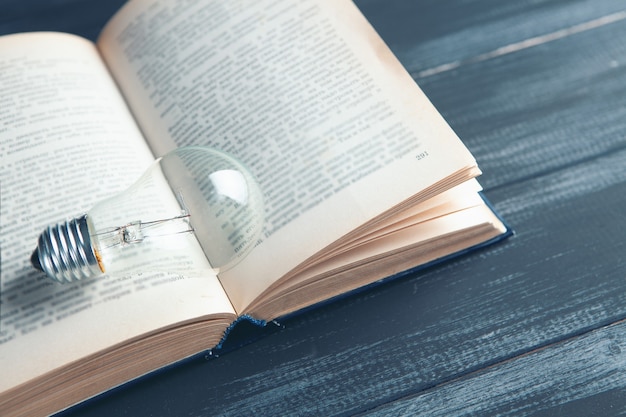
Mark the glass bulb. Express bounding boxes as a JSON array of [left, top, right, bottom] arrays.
[[31, 146, 265, 283]]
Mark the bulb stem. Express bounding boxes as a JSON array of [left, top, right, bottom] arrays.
[[31, 214, 103, 283]]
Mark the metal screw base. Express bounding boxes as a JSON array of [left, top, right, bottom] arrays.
[[31, 215, 102, 283]]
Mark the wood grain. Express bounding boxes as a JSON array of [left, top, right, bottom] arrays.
[[356, 0, 626, 76], [2, 0, 626, 416], [365, 320, 626, 416], [418, 17, 626, 191]]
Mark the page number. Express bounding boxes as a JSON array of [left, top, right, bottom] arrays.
[[415, 151, 429, 161]]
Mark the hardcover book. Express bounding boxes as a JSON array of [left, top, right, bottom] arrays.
[[0, 0, 510, 415]]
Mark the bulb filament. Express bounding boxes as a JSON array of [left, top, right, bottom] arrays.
[[95, 213, 193, 249]]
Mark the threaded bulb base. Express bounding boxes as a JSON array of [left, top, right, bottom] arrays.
[[31, 215, 102, 283]]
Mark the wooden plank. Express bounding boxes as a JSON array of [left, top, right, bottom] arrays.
[[364, 320, 626, 416], [414, 12, 626, 190], [356, 0, 626, 76]]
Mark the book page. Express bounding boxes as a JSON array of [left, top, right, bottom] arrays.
[[98, 0, 478, 313], [0, 33, 234, 394], [251, 205, 507, 319]]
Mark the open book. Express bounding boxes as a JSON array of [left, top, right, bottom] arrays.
[[0, 0, 509, 415]]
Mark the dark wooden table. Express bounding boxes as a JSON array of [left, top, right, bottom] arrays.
[[4, 0, 626, 415]]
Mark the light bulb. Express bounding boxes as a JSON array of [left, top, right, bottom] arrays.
[[31, 146, 265, 283]]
